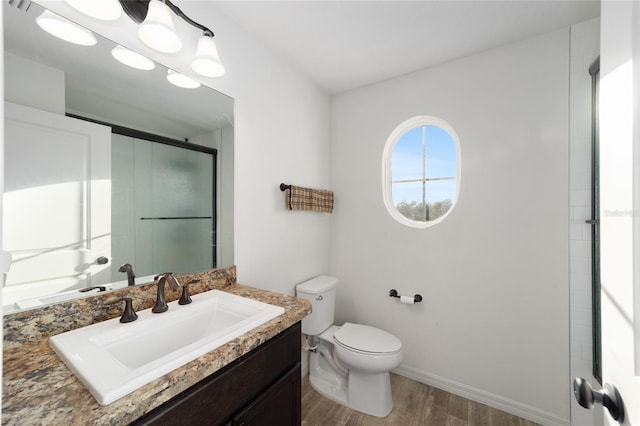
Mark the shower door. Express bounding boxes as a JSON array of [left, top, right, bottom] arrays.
[[112, 133, 215, 280]]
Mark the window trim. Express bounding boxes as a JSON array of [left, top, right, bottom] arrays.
[[382, 115, 461, 228]]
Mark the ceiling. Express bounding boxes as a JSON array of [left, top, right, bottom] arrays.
[[212, 0, 600, 94]]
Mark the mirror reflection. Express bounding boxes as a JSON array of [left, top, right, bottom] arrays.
[[3, 1, 234, 312]]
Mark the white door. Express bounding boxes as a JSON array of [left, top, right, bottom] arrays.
[[3, 102, 111, 306], [574, 2, 640, 424]]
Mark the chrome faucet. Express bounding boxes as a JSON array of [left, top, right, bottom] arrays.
[[118, 263, 136, 287], [152, 272, 181, 313]]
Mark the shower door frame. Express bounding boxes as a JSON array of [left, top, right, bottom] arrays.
[[69, 113, 218, 270], [588, 58, 602, 384]]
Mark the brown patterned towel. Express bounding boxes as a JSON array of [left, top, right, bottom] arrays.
[[286, 185, 334, 213]]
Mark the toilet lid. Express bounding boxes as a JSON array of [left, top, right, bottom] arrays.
[[333, 323, 402, 354]]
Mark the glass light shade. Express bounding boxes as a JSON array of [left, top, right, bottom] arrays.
[[191, 34, 225, 78], [166, 70, 200, 89], [36, 10, 97, 46], [64, 0, 122, 21], [111, 45, 155, 70], [138, 0, 182, 53]]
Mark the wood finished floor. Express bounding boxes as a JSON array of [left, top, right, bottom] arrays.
[[301, 374, 539, 426]]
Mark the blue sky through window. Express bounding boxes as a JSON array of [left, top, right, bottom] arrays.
[[391, 125, 457, 207]]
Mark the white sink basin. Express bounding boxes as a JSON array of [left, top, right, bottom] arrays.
[[49, 290, 285, 406]]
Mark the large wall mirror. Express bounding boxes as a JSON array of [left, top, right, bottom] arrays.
[[3, 1, 234, 312]]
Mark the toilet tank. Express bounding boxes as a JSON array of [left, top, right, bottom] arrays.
[[296, 275, 338, 336]]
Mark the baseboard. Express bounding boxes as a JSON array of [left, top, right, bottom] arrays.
[[393, 365, 570, 426]]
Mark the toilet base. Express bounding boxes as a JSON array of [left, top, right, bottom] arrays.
[[309, 373, 348, 406], [347, 370, 393, 417], [308, 350, 394, 418]]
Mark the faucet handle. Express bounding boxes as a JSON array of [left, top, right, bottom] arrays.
[[79, 286, 107, 293], [166, 273, 181, 290], [179, 280, 199, 305], [154, 272, 181, 290], [107, 297, 138, 323]]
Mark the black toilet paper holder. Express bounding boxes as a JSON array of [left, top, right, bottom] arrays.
[[389, 289, 422, 303]]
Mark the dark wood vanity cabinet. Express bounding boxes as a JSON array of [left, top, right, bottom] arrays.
[[132, 322, 301, 426]]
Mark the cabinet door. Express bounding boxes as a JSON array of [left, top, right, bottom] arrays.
[[131, 323, 301, 426], [232, 363, 301, 426]]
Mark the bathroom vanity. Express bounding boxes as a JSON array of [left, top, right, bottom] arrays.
[[2, 267, 311, 425], [134, 323, 301, 425]]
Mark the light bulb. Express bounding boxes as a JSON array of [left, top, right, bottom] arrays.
[[111, 45, 155, 71], [138, 0, 182, 53], [36, 10, 97, 46], [64, 0, 122, 21], [166, 70, 200, 89], [191, 34, 225, 78]]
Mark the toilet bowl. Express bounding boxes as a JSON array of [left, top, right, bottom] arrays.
[[296, 276, 403, 418], [334, 323, 403, 373]]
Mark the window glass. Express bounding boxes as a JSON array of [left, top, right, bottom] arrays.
[[382, 116, 460, 227]]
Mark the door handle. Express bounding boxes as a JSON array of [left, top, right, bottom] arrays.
[[573, 377, 624, 422]]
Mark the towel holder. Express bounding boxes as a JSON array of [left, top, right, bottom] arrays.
[[280, 183, 291, 191]]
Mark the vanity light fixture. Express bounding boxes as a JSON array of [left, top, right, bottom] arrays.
[[63, 0, 122, 21], [118, 0, 225, 77], [36, 9, 97, 46], [166, 69, 201, 89], [137, 0, 182, 53], [191, 30, 225, 78], [111, 45, 156, 71]]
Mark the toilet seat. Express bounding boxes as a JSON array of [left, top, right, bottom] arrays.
[[333, 323, 402, 355]]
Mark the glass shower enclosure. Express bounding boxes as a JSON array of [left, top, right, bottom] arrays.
[[111, 133, 216, 280]]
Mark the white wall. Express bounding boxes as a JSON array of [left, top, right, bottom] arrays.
[[189, 2, 332, 294], [35, 0, 332, 296], [4, 52, 64, 114], [568, 18, 602, 426], [330, 28, 571, 425]]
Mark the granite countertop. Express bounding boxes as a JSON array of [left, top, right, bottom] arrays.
[[2, 268, 311, 425]]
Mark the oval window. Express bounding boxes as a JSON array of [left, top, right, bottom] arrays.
[[382, 116, 460, 228]]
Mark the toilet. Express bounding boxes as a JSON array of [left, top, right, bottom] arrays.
[[296, 276, 403, 417]]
